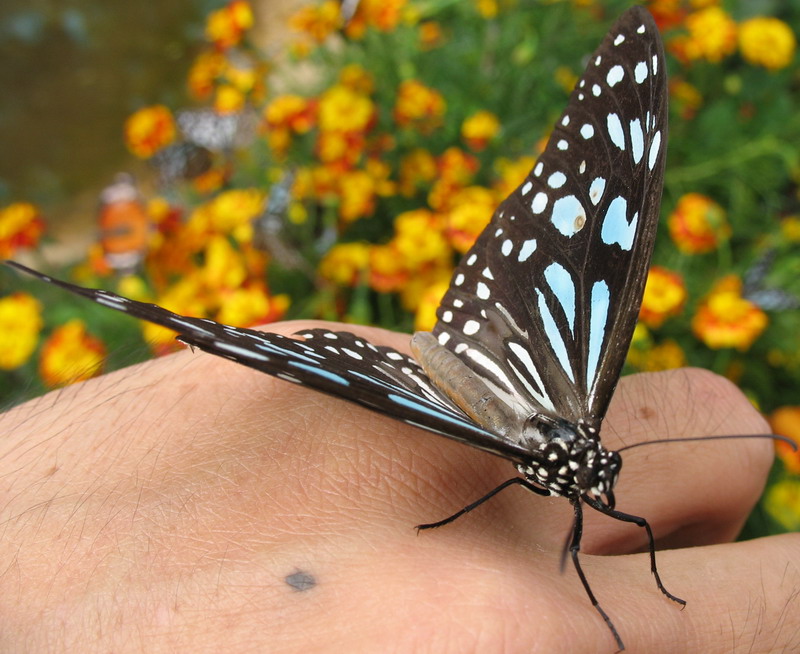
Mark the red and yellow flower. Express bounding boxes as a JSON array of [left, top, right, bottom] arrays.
[[769, 406, 800, 475], [0, 202, 45, 258], [393, 80, 446, 133], [290, 1, 341, 44], [669, 6, 737, 64], [667, 192, 730, 254], [640, 266, 687, 328], [445, 186, 497, 252], [205, 0, 254, 50], [319, 242, 371, 286], [39, 319, 106, 387], [691, 276, 768, 350], [124, 105, 177, 158], [764, 479, 800, 531], [345, 0, 408, 39], [461, 110, 501, 151]]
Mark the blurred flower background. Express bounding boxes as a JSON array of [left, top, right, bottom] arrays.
[[1, 0, 799, 534]]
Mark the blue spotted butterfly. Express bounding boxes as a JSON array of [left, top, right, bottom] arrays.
[[8, 7, 673, 650]]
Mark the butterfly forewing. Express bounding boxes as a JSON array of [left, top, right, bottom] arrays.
[[431, 6, 667, 430]]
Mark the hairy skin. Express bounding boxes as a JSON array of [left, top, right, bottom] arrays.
[[0, 321, 798, 653]]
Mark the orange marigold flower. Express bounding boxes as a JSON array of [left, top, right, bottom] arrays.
[[319, 85, 375, 134], [188, 51, 226, 100], [414, 279, 450, 332], [691, 275, 768, 350], [769, 406, 800, 474], [461, 110, 501, 151], [446, 186, 497, 253], [554, 66, 578, 94], [398, 148, 438, 196], [640, 266, 687, 328], [0, 292, 43, 370], [739, 17, 796, 71], [319, 242, 370, 286], [205, 0, 254, 50], [205, 188, 265, 235], [265, 95, 316, 133], [345, 0, 407, 39], [418, 21, 444, 50], [369, 244, 409, 293], [672, 7, 737, 64], [337, 169, 377, 223], [339, 64, 374, 95], [316, 130, 365, 168], [214, 83, 246, 114], [648, 0, 687, 31], [628, 338, 687, 372], [764, 479, 800, 531], [0, 202, 45, 257], [124, 105, 177, 158], [290, 1, 341, 43], [393, 80, 446, 132], [39, 319, 105, 387], [667, 192, 729, 254]]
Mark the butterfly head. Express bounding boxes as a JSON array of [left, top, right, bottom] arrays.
[[517, 420, 621, 509]]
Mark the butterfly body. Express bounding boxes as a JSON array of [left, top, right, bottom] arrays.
[[7, 6, 671, 650]]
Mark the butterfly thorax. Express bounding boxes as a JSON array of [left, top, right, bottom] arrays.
[[516, 420, 621, 506]]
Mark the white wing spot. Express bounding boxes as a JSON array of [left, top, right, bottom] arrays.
[[614, 34, 625, 46], [601, 196, 637, 251], [592, 84, 601, 97], [482, 267, 494, 280], [637, 24, 646, 34], [557, 139, 568, 151], [454, 343, 468, 354], [580, 124, 594, 139], [518, 239, 537, 262], [589, 177, 606, 205], [387, 352, 404, 360], [551, 195, 586, 238], [531, 192, 548, 214], [547, 172, 567, 189], [635, 61, 648, 84], [534, 162, 544, 176], [595, 55, 602, 65], [652, 54, 659, 75], [466, 253, 477, 266], [454, 273, 465, 286], [630, 118, 644, 164], [453, 299, 464, 308], [648, 130, 662, 170], [343, 348, 363, 360], [521, 181, 533, 195], [463, 320, 480, 336], [607, 113, 625, 150], [324, 333, 338, 339], [437, 332, 450, 345], [501, 239, 513, 256], [561, 115, 570, 126], [476, 282, 490, 300], [442, 310, 453, 323], [606, 65, 624, 87], [579, 160, 586, 174], [578, 93, 585, 101]]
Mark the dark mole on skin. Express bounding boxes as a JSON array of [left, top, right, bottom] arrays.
[[285, 570, 316, 592], [637, 405, 657, 421]]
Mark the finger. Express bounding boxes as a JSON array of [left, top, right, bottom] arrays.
[[581, 368, 774, 554]]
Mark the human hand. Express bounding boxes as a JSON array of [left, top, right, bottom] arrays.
[[1, 322, 797, 653]]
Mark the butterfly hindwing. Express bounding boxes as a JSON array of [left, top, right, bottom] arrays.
[[431, 6, 667, 430]]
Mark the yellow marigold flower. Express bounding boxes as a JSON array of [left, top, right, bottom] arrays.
[[769, 406, 800, 474], [201, 236, 248, 291], [493, 156, 536, 199], [398, 148, 438, 196], [205, 0, 254, 50], [667, 192, 729, 254], [39, 319, 105, 387], [213, 83, 246, 114], [142, 276, 207, 353], [206, 188, 265, 234], [393, 209, 451, 270], [419, 21, 444, 50], [188, 51, 226, 100], [216, 283, 288, 327], [764, 479, 800, 531], [0, 292, 43, 370], [670, 79, 703, 119], [393, 80, 446, 132], [222, 56, 259, 94], [265, 95, 316, 134], [369, 244, 409, 293], [739, 17, 796, 70], [640, 266, 687, 328], [781, 216, 800, 242], [345, 0, 407, 39], [339, 64, 374, 95], [628, 339, 687, 372], [124, 105, 176, 158], [319, 242, 370, 286], [290, 1, 341, 43], [461, 110, 501, 151], [691, 275, 768, 350], [316, 130, 364, 167], [446, 186, 497, 253], [475, 0, 498, 19], [0, 202, 45, 257], [554, 66, 579, 94], [676, 7, 737, 63], [414, 279, 450, 332], [318, 85, 374, 133], [337, 169, 377, 223]]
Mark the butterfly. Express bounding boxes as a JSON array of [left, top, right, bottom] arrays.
[[8, 7, 673, 650]]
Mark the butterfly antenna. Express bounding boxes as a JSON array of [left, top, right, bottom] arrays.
[[617, 433, 797, 453]]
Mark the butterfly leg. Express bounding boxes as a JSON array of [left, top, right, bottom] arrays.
[[415, 476, 549, 531], [583, 494, 686, 607], [569, 500, 626, 652]]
